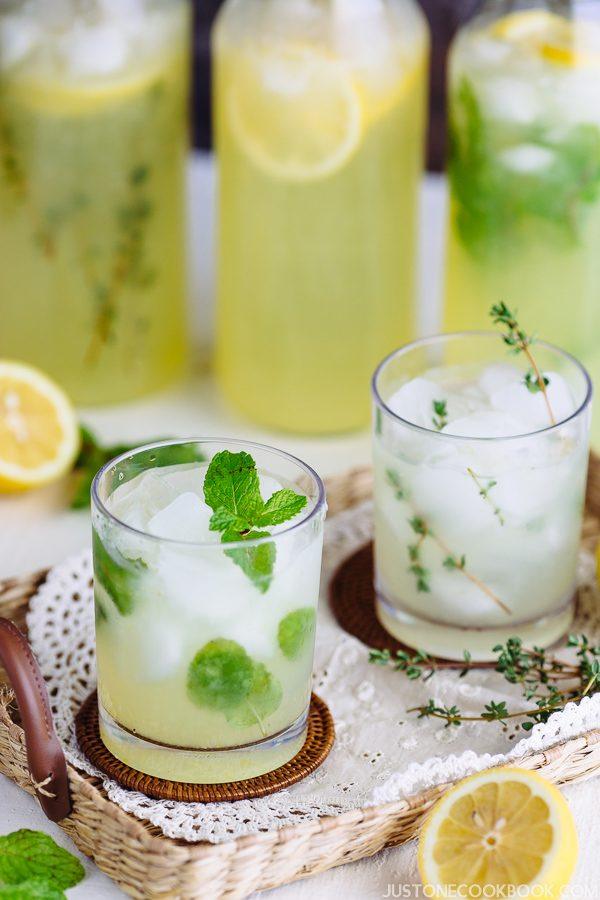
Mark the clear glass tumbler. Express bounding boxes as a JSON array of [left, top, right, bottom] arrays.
[[92, 439, 326, 783], [372, 333, 592, 661]]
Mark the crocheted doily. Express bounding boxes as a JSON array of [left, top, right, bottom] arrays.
[[26, 503, 600, 844]]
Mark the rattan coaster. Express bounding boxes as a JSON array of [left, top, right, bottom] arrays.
[[329, 542, 494, 668], [75, 692, 334, 803]]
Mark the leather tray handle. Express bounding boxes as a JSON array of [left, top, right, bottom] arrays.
[[0, 618, 71, 821]]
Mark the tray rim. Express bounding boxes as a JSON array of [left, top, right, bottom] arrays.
[[1, 457, 600, 899]]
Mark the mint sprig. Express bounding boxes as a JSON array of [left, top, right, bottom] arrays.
[[204, 451, 308, 593], [187, 639, 282, 734], [92, 530, 145, 617], [72, 426, 205, 510], [0, 830, 85, 899]]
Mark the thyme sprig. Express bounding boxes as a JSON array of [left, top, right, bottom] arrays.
[[370, 635, 600, 730], [467, 468, 505, 526], [490, 302, 556, 425], [85, 164, 156, 364], [387, 470, 511, 615], [432, 399, 448, 431]]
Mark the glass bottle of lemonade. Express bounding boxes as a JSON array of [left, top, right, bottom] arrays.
[[444, 0, 600, 443], [0, 0, 190, 406], [213, 0, 429, 433]]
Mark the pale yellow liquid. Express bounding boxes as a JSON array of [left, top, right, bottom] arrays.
[[214, 15, 428, 433], [0, 19, 189, 405]]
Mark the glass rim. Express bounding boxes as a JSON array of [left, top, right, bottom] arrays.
[[371, 330, 593, 442], [91, 437, 327, 549]]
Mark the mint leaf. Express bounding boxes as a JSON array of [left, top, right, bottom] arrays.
[[92, 530, 144, 616], [223, 529, 276, 595], [255, 489, 307, 528], [187, 640, 255, 711], [449, 76, 600, 257], [278, 608, 316, 660], [226, 662, 282, 729], [72, 426, 205, 509], [187, 640, 282, 730], [203, 451, 264, 524], [0, 881, 65, 899], [209, 508, 250, 533], [203, 450, 309, 592], [0, 831, 84, 892]]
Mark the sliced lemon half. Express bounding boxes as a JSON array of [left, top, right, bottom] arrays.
[[8, 54, 180, 118], [418, 767, 578, 898], [494, 10, 600, 69], [0, 361, 79, 492], [229, 44, 363, 182]]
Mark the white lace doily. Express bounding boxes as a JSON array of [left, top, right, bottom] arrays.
[[26, 503, 600, 844]]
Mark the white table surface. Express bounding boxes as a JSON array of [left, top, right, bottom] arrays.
[[0, 156, 598, 899]]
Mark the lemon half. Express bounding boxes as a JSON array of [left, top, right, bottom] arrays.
[[229, 45, 363, 182], [418, 767, 578, 898], [493, 10, 600, 69], [0, 361, 79, 492]]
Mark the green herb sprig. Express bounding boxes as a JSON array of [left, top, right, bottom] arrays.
[[387, 471, 511, 615], [85, 164, 155, 364], [0, 829, 85, 898], [203, 450, 308, 593], [370, 635, 600, 730], [71, 426, 205, 510], [432, 399, 449, 431], [448, 77, 600, 256], [490, 302, 556, 425], [467, 468, 505, 526]]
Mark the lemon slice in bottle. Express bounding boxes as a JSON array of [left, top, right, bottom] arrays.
[[418, 767, 578, 899], [0, 361, 79, 492], [494, 10, 600, 69], [229, 44, 363, 182]]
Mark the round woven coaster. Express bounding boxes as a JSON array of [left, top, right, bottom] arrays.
[[75, 692, 334, 803], [329, 542, 494, 668]]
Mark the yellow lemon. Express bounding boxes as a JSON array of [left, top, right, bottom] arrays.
[[418, 767, 578, 899], [0, 361, 79, 492], [229, 44, 363, 182], [493, 10, 566, 43], [494, 10, 600, 70]]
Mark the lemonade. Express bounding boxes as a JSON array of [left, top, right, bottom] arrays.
[[444, 4, 600, 444], [92, 440, 325, 783], [0, 0, 190, 406], [213, 0, 429, 433], [372, 333, 592, 661]]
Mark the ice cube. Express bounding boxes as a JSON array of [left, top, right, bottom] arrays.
[[478, 363, 522, 398], [157, 547, 256, 621], [221, 616, 275, 660], [108, 470, 179, 530], [490, 371, 575, 431], [554, 71, 600, 128], [0, 16, 39, 69], [469, 36, 511, 67], [98, 0, 144, 22], [147, 493, 213, 543], [482, 77, 540, 124], [409, 463, 499, 536], [443, 410, 525, 438], [128, 614, 183, 682], [498, 144, 556, 175], [386, 377, 443, 429], [62, 24, 129, 78]]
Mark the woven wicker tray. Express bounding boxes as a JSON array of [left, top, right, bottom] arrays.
[[1, 461, 600, 900]]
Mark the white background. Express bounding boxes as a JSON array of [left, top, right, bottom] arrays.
[[0, 158, 598, 899]]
